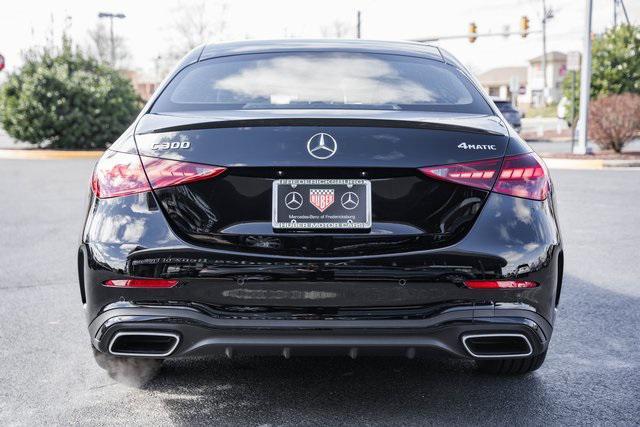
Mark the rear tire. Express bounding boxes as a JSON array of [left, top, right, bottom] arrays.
[[476, 350, 547, 375], [92, 347, 162, 386]]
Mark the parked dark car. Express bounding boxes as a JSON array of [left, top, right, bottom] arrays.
[[79, 40, 562, 381], [493, 99, 523, 132]]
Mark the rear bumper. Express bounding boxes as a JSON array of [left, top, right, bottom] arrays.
[[90, 302, 552, 359], [80, 187, 563, 360], [80, 191, 563, 324]]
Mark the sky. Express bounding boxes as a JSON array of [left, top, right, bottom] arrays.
[[0, 0, 638, 79]]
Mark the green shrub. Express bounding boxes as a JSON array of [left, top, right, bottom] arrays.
[[562, 24, 640, 124], [0, 43, 141, 149]]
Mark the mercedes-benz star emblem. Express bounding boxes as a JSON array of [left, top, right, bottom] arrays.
[[340, 192, 359, 210], [284, 191, 303, 210], [307, 133, 338, 160]]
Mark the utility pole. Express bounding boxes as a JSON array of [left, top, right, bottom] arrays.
[[357, 11, 362, 39], [541, 0, 547, 106], [540, 0, 553, 106], [574, 0, 593, 155], [98, 12, 126, 67]]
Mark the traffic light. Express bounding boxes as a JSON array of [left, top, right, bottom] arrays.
[[468, 22, 477, 43], [520, 16, 530, 38]]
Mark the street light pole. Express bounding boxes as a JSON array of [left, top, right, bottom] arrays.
[[574, 0, 593, 155], [541, 0, 548, 106], [98, 12, 126, 67], [109, 17, 115, 66], [539, 0, 554, 106]]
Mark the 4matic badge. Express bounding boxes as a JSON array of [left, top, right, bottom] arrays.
[[457, 142, 497, 150]]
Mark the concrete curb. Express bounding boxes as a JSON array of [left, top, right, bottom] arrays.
[[542, 158, 640, 170], [542, 158, 605, 170], [1, 149, 639, 170], [0, 149, 102, 160]]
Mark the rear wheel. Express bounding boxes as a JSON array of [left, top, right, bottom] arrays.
[[92, 347, 162, 386], [476, 350, 547, 375]]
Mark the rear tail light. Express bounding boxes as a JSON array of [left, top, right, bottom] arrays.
[[419, 152, 549, 201], [464, 280, 539, 289], [493, 153, 549, 201], [103, 279, 179, 288], [141, 157, 226, 189], [91, 150, 226, 199], [420, 158, 501, 190], [91, 151, 151, 199]]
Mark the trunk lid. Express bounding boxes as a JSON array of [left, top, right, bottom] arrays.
[[136, 110, 508, 167], [134, 111, 509, 256]]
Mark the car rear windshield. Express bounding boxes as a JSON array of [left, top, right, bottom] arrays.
[[152, 52, 493, 114]]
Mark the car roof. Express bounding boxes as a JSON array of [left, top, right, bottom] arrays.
[[199, 39, 444, 62]]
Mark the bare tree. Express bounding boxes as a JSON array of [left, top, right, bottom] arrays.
[[172, 0, 228, 52], [88, 21, 130, 68], [153, 0, 228, 78], [321, 20, 354, 38]]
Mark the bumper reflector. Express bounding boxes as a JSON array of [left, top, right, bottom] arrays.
[[103, 279, 179, 288], [464, 280, 539, 289]]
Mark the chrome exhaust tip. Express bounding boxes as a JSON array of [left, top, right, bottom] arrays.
[[108, 331, 180, 357], [461, 333, 533, 358]]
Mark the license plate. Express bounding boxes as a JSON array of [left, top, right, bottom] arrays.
[[272, 179, 371, 230]]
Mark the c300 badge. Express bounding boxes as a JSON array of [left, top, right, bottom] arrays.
[[151, 141, 191, 150]]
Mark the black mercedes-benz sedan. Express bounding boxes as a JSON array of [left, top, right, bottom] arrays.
[[79, 39, 563, 380]]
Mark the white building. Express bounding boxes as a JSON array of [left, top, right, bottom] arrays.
[[477, 66, 527, 105], [478, 51, 569, 108], [526, 51, 567, 106]]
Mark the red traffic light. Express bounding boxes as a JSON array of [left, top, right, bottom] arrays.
[[0, 54, 5, 71]]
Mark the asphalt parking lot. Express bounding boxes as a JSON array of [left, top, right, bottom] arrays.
[[0, 158, 639, 426]]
